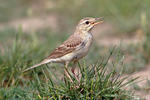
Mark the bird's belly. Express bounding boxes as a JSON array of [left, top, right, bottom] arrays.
[[52, 53, 75, 63]]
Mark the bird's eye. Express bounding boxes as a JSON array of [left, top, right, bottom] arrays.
[[85, 21, 89, 25]]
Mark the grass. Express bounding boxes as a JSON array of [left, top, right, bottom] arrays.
[[0, 64, 138, 100], [0, 28, 139, 99], [0, 27, 65, 87]]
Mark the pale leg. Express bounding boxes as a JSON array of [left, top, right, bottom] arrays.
[[71, 61, 80, 82], [64, 62, 73, 82]]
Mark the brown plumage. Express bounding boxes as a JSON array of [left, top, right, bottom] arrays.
[[47, 35, 83, 59], [23, 17, 104, 72]]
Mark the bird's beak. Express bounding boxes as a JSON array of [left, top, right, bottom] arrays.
[[92, 17, 104, 26]]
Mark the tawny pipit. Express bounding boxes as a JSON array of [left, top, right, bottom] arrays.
[[23, 17, 104, 73]]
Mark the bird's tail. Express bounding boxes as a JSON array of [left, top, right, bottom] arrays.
[[23, 59, 52, 72]]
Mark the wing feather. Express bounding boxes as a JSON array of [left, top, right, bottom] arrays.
[[47, 35, 83, 59]]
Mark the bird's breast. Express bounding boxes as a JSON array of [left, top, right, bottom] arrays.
[[74, 33, 93, 60]]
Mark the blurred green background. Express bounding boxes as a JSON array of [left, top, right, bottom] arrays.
[[0, 0, 150, 99]]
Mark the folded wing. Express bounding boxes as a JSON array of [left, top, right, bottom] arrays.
[[47, 35, 83, 59]]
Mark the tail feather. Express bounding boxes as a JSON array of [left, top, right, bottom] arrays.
[[23, 59, 51, 72]]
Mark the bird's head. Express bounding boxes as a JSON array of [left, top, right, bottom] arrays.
[[76, 17, 104, 33]]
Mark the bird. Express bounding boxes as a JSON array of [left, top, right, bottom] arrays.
[[23, 17, 104, 75]]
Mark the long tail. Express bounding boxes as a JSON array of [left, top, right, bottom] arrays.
[[23, 59, 52, 72]]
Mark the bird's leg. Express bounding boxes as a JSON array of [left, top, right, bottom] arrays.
[[71, 63, 76, 75], [71, 61, 80, 82], [64, 62, 73, 82]]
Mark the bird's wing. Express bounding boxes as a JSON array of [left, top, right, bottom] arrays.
[[23, 35, 83, 72], [47, 35, 83, 59]]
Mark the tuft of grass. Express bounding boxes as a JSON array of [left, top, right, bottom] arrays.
[[0, 43, 139, 99], [0, 27, 66, 87]]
